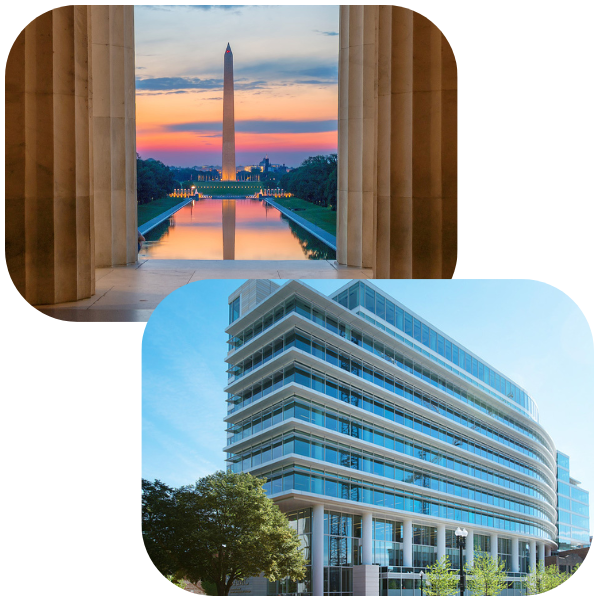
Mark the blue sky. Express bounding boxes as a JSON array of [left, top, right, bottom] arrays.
[[142, 279, 594, 533]]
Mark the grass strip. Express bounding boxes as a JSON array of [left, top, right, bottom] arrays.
[[271, 196, 337, 237]]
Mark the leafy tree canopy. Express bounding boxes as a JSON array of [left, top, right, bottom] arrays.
[[424, 556, 457, 596], [137, 154, 178, 205], [467, 551, 508, 596], [142, 471, 306, 596], [526, 562, 571, 594], [280, 154, 337, 209]]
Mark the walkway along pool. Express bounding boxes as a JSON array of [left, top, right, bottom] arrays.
[[139, 198, 336, 260]]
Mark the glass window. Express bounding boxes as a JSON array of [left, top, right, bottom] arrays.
[[337, 289, 349, 308], [312, 441, 324, 461], [326, 347, 339, 367], [296, 333, 311, 354], [228, 296, 240, 323], [395, 307, 404, 331], [376, 294, 385, 319], [311, 372, 324, 393], [295, 438, 310, 458], [385, 300, 395, 325], [326, 412, 338, 432], [326, 316, 339, 335], [313, 406, 325, 427], [413, 319, 421, 342], [365, 286, 375, 313], [405, 313, 413, 337], [295, 402, 311, 422], [348, 284, 359, 310], [326, 378, 339, 399]]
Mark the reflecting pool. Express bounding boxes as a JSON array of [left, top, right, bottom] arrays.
[[140, 198, 335, 260]]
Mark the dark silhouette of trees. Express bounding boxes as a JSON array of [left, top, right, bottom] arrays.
[[137, 154, 178, 204], [280, 154, 337, 209]]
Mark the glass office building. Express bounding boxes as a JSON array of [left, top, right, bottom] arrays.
[[556, 451, 590, 551], [224, 280, 565, 595]]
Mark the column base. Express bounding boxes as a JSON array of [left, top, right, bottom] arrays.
[[353, 564, 379, 596]]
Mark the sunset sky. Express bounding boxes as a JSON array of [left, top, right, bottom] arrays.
[[135, 5, 339, 168]]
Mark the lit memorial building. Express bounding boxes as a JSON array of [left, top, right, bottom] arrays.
[[224, 280, 577, 595]]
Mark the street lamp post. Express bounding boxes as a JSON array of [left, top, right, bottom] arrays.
[[455, 527, 468, 596], [420, 570, 424, 596]]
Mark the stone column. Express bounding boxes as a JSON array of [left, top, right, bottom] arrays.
[[437, 523, 446, 561], [362, 511, 373, 565], [538, 543, 545, 567], [490, 534, 498, 559], [411, 13, 443, 279], [312, 504, 325, 596], [337, 5, 376, 269], [337, 5, 457, 278], [90, 5, 137, 267], [6, 6, 95, 305], [403, 519, 413, 567]]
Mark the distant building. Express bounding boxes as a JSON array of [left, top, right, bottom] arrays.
[[259, 155, 271, 173], [555, 451, 591, 551], [545, 546, 590, 574]]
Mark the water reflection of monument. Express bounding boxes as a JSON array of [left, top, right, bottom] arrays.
[[222, 199, 236, 259]]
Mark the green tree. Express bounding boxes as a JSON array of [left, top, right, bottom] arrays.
[[142, 472, 306, 596], [525, 562, 568, 594], [136, 155, 178, 204], [423, 557, 457, 596], [467, 551, 508, 596], [280, 154, 337, 208]]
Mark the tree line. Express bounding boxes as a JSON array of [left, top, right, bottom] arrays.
[[137, 154, 179, 205], [423, 553, 579, 596], [279, 154, 337, 210]]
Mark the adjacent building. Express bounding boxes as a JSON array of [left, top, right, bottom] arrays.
[[555, 451, 591, 551], [224, 280, 586, 596]]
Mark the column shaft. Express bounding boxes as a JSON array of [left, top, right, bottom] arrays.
[[6, 6, 95, 305], [465, 531, 474, 566], [490, 534, 498, 559], [312, 504, 325, 596], [403, 519, 413, 567], [511, 538, 520, 573], [362, 511, 373, 565], [337, 6, 457, 277], [91, 5, 137, 267], [530, 540, 537, 572], [437, 524, 446, 561], [538, 543, 545, 567]]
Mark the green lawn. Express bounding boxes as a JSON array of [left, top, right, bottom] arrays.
[[138, 196, 189, 227], [272, 196, 337, 237]]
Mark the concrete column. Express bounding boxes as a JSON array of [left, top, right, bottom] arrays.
[[403, 519, 413, 567], [511, 538, 520, 573], [490, 534, 498, 559], [538, 543, 545, 567], [312, 504, 325, 596], [362, 511, 373, 565], [437, 524, 446, 561], [465, 531, 474, 566], [6, 6, 95, 305], [90, 5, 137, 267], [530, 540, 537, 572]]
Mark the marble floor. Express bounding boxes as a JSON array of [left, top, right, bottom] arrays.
[[35, 259, 373, 322]]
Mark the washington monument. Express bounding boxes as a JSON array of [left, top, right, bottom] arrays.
[[221, 42, 236, 181]]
